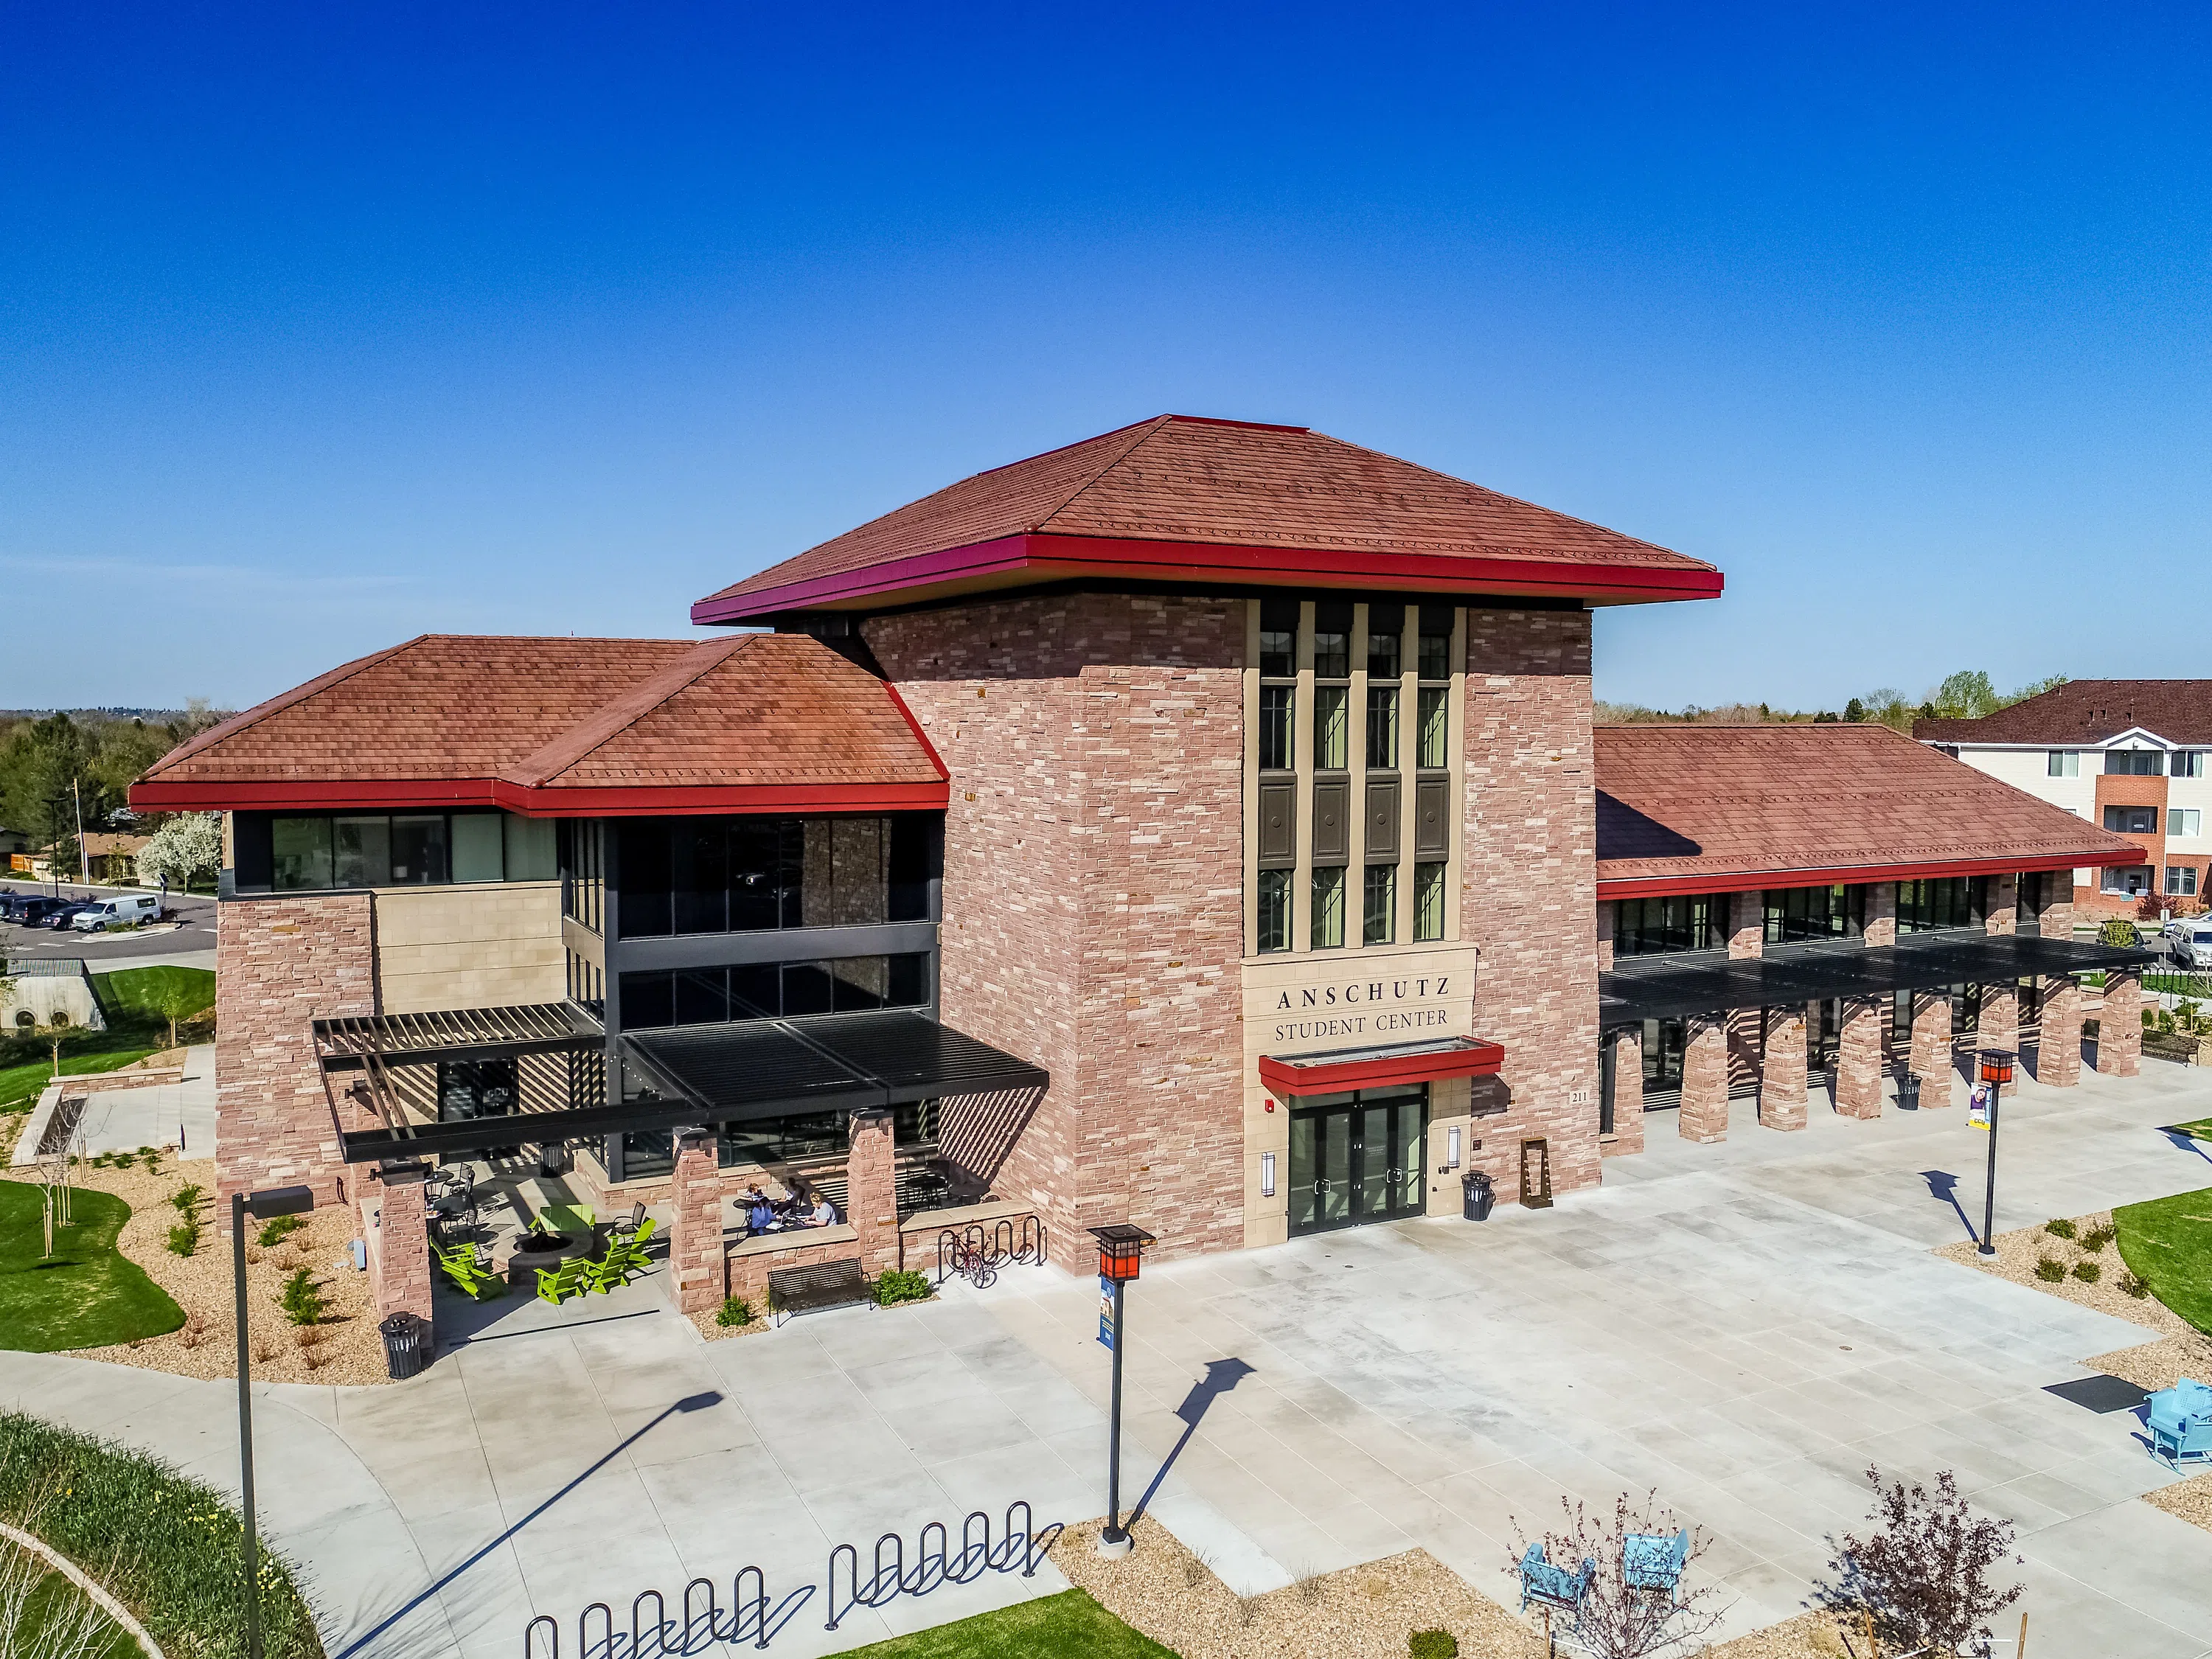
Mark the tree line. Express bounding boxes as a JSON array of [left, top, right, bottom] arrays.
[[0, 703, 229, 877], [1597, 671, 2068, 733]]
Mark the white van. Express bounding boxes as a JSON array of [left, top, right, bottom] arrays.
[[72, 894, 162, 931]]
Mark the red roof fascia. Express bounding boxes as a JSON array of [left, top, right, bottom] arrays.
[[1597, 849, 2147, 901], [129, 776, 950, 818], [1257, 1038, 1506, 1097], [690, 532, 1724, 623]]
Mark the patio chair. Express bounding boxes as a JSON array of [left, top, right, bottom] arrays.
[[535, 1256, 590, 1305], [2146, 1378, 2212, 1469], [434, 1241, 500, 1300], [610, 1200, 646, 1239], [1623, 1528, 1689, 1598], [590, 1218, 658, 1288], [1516, 1542, 1595, 1624]]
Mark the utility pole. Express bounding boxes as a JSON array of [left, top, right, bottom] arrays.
[[72, 776, 86, 893]]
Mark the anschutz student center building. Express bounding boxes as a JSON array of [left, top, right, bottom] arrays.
[[133, 416, 2154, 1333]]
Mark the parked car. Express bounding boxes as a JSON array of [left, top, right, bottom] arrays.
[[42, 900, 100, 931], [0, 891, 40, 922], [70, 894, 162, 931], [10, 895, 73, 927], [2166, 921, 2212, 971]]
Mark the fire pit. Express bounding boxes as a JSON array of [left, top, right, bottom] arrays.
[[507, 1228, 594, 1287]]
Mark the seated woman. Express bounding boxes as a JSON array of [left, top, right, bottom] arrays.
[[744, 1185, 777, 1234], [810, 1192, 838, 1228]]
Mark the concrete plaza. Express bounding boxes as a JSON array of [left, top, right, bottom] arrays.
[[4, 1055, 2211, 1658]]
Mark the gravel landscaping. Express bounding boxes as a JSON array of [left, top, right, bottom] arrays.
[[1935, 1208, 2191, 1338]]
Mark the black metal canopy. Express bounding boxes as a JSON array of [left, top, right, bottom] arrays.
[[333, 1006, 1046, 1164], [1599, 932, 2154, 1029], [316, 1001, 602, 1070]]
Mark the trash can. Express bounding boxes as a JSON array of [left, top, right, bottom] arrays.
[[379, 1312, 428, 1380], [1896, 1074, 1921, 1112], [1461, 1170, 1496, 1222]]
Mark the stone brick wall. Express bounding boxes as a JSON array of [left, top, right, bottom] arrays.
[[727, 1233, 863, 1309], [847, 1108, 900, 1275], [1910, 992, 1953, 1094], [215, 894, 378, 1231], [2098, 970, 2143, 1077], [2039, 980, 2083, 1087], [1604, 1026, 1644, 1155], [1460, 608, 1604, 1196], [373, 882, 565, 1014], [867, 592, 1246, 1268], [1759, 1006, 1807, 1130], [1680, 1013, 1730, 1142], [1863, 883, 1897, 947], [1834, 997, 1884, 1118], [1980, 986, 2020, 1094], [669, 1128, 724, 1313], [371, 1166, 433, 1328]]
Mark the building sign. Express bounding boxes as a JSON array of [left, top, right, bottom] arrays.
[[1239, 943, 1481, 1057]]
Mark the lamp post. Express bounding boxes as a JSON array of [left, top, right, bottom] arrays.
[[1088, 1222, 1154, 1557], [1976, 1049, 2014, 1257], [233, 1185, 313, 1659]]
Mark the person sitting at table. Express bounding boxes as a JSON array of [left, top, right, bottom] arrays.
[[744, 1186, 776, 1234], [810, 1192, 838, 1228]]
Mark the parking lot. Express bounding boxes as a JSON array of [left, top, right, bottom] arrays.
[[0, 877, 216, 961]]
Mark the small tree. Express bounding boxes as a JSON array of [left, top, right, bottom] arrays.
[[1821, 1467, 2022, 1654], [150, 975, 203, 1050], [1507, 1492, 1725, 1659], [136, 812, 220, 897]]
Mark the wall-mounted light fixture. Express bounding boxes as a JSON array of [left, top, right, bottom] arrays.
[[1260, 1151, 1276, 1197], [1447, 1126, 1463, 1170]]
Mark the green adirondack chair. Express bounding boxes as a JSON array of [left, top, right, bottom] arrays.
[[435, 1242, 501, 1300], [535, 1256, 589, 1304]]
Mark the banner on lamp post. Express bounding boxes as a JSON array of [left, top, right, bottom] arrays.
[[1097, 1276, 1116, 1349]]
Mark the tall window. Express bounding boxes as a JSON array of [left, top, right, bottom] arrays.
[[2176, 752, 2208, 778], [1311, 866, 1346, 950], [1614, 895, 1715, 956], [1762, 884, 1863, 945], [1895, 877, 1983, 933], [1366, 685, 1399, 769], [2046, 751, 2079, 777], [1256, 869, 1291, 953], [1259, 686, 1293, 771], [2167, 865, 2199, 897], [1313, 686, 1349, 770], [2170, 809, 2203, 838], [1414, 862, 1446, 941], [2106, 749, 2163, 775], [1363, 865, 1396, 945]]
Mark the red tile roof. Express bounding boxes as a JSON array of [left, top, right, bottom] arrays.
[[1915, 681, 2212, 747], [1595, 723, 2144, 897], [131, 634, 947, 815], [693, 415, 1722, 622]]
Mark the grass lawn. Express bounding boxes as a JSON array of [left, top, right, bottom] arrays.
[[2115, 1184, 2212, 1334], [0, 967, 212, 1114], [0, 1178, 184, 1351], [1, 1540, 147, 1659], [825, 1591, 1176, 1658], [2170, 1119, 2212, 1142]]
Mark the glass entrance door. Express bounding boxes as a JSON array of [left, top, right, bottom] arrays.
[[1286, 1084, 1428, 1237]]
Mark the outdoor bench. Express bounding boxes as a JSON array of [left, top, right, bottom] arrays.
[[767, 1258, 868, 1323]]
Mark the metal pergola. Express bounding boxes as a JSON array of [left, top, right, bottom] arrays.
[[1599, 932, 2154, 1030]]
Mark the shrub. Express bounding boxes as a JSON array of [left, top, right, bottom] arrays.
[[278, 1267, 328, 1326], [2121, 1271, 2151, 1299], [715, 1295, 753, 1328], [1507, 1492, 1722, 1658], [2034, 1258, 2066, 1282], [2044, 1218, 2077, 1240], [170, 1183, 203, 1214], [2082, 1225, 2115, 1253], [871, 1269, 931, 1307], [257, 1214, 305, 1248], [0, 1410, 321, 1659], [1821, 1467, 2021, 1654], [165, 1218, 199, 1257], [1409, 1631, 1458, 1659], [140, 1150, 161, 1176], [2099, 919, 2140, 948], [2072, 1260, 2101, 1283]]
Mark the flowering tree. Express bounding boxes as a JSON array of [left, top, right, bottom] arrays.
[[136, 814, 220, 895], [1823, 1467, 2022, 1654], [1507, 1492, 1725, 1659]]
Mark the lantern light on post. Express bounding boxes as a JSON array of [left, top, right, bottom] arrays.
[[1088, 1223, 1155, 1556], [1975, 1049, 2014, 1258]]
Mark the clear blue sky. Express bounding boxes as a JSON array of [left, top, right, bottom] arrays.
[[4, 2, 2206, 712]]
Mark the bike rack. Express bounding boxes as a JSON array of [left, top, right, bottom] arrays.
[[631, 1589, 666, 1658], [578, 1602, 613, 1659], [524, 1615, 558, 1659], [521, 1570, 773, 1659], [824, 1499, 1052, 1630], [933, 1215, 1048, 1287]]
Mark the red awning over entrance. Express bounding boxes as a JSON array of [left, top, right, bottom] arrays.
[[1258, 1035, 1505, 1097]]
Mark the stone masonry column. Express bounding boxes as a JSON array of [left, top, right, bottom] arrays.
[[1604, 1027, 1644, 1156], [1863, 883, 1897, 947], [1986, 873, 2017, 936], [1911, 990, 1955, 1102], [2038, 978, 2083, 1088], [1680, 1014, 1731, 1144], [372, 1163, 434, 1334], [669, 1127, 725, 1315], [1834, 996, 1885, 1118], [1759, 1006, 1808, 1131], [2098, 970, 2143, 1077], [1725, 893, 1764, 1094], [847, 1108, 900, 1274], [1980, 982, 2020, 1095]]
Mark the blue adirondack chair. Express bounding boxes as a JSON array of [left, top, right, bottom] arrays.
[[1517, 1542, 1595, 1622], [2146, 1378, 2212, 1469], [1623, 1528, 1689, 1597]]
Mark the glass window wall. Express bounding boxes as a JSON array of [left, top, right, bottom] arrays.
[[1895, 877, 1984, 933], [1761, 883, 1864, 945], [616, 815, 931, 938], [1614, 894, 1716, 957], [1311, 866, 1346, 950], [1363, 864, 1396, 945], [1413, 861, 1446, 941], [1256, 868, 1292, 953]]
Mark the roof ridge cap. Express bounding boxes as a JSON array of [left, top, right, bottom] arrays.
[[142, 634, 431, 779], [502, 635, 754, 787], [1031, 416, 1175, 534]]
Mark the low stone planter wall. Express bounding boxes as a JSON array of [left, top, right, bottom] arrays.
[[725, 1222, 861, 1307]]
